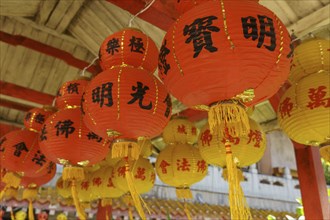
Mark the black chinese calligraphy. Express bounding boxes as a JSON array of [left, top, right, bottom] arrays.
[[32, 150, 46, 166], [92, 82, 114, 108], [67, 83, 80, 94], [163, 94, 172, 118], [158, 40, 171, 75], [35, 113, 45, 124], [55, 120, 75, 138], [87, 132, 103, 143], [241, 15, 276, 51], [13, 142, 29, 157], [183, 16, 220, 58], [127, 82, 152, 110], [0, 137, 6, 152], [106, 38, 120, 55], [129, 36, 145, 53], [40, 125, 48, 141]]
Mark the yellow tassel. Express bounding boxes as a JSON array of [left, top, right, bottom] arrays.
[[0, 172, 22, 200], [222, 168, 244, 182], [225, 142, 252, 220], [183, 203, 192, 220], [3, 187, 18, 200], [10, 208, 15, 220], [80, 202, 91, 210], [28, 200, 35, 220], [106, 209, 110, 220], [23, 188, 38, 201], [128, 206, 134, 220], [101, 198, 113, 207], [176, 187, 193, 199], [112, 140, 141, 160], [62, 166, 85, 181], [124, 162, 148, 220], [208, 100, 250, 137], [70, 180, 87, 220]]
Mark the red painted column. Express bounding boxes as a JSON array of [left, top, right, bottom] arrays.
[[96, 202, 112, 220], [294, 142, 329, 219]]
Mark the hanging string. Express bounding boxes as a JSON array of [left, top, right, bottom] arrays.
[[128, 0, 156, 27], [81, 57, 99, 76]]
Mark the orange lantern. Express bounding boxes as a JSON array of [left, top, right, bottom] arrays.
[[162, 117, 198, 144], [155, 144, 207, 199], [158, 0, 291, 137], [24, 106, 55, 132], [174, 0, 209, 15], [55, 78, 89, 109], [20, 162, 56, 188], [83, 66, 171, 159], [99, 28, 159, 72], [0, 129, 53, 178]]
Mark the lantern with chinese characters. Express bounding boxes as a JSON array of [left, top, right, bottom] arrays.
[[112, 157, 155, 219], [76, 172, 98, 204], [83, 66, 171, 160], [55, 78, 89, 109], [24, 106, 55, 132], [155, 144, 207, 198], [320, 144, 330, 162], [99, 28, 159, 72], [289, 39, 330, 83], [162, 117, 198, 144], [56, 177, 72, 199], [278, 70, 330, 147], [198, 118, 266, 168], [158, 0, 291, 138]]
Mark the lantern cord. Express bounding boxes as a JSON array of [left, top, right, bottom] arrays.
[[10, 208, 15, 220], [128, 0, 156, 27], [128, 206, 133, 220], [183, 203, 192, 220], [28, 199, 35, 220], [81, 57, 98, 76], [70, 180, 87, 220]]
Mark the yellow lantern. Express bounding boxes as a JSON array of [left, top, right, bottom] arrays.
[[76, 172, 98, 203], [198, 118, 266, 168], [278, 70, 330, 147], [162, 117, 198, 144], [320, 144, 330, 162], [155, 144, 207, 198], [56, 177, 71, 199], [290, 39, 330, 83]]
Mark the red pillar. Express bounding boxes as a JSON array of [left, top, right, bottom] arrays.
[[96, 202, 112, 220], [294, 142, 330, 219]]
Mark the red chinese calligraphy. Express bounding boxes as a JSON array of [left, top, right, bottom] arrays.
[[221, 133, 240, 145], [92, 177, 102, 187], [134, 167, 146, 180], [159, 160, 170, 174], [306, 86, 330, 109], [177, 125, 187, 134], [191, 127, 197, 136], [197, 160, 207, 173], [107, 177, 114, 188], [200, 129, 212, 146], [81, 181, 89, 190], [177, 158, 190, 171], [279, 97, 294, 118], [150, 173, 156, 184], [117, 166, 127, 177], [57, 181, 63, 189], [247, 130, 263, 148]]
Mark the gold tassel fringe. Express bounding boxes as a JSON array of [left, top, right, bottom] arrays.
[[128, 206, 134, 220], [28, 200, 35, 220], [222, 168, 244, 182], [183, 203, 192, 220], [23, 188, 38, 201], [112, 141, 141, 160], [70, 180, 87, 220], [62, 166, 85, 181], [208, 100, 250, 137], [101, 198, 113, 207], [0, 172, 22, 200], [4, 187, 18, 200], [225, 142, 252, 219], [176, 188, 193, 199], [124, 162, 148, 220], [80, 202, 91, 210]]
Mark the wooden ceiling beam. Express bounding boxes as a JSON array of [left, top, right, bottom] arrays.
[[0, 31, 100, 75], [0, 98, 33, 112], [106, 0, 177, 31], [0, 81, 55, 106]]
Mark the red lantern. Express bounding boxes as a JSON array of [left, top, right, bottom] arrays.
[[55, 78, 89, 109], [83, 66, 171, 159], [24, 106, 55, 132], [99, 28, 159, 72], [158, 0, 291, 137], [0, 129, 53, 177], [39, 107, 110, 166], [20, 163, 56, 188]]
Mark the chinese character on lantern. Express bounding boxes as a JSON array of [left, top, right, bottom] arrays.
[[93, 177, 102, 187], [279, 97, 294, 118], [241, 15, 276, 51], [197, 160, 207, 173], [134, 167, 146, 180], [129, 36, 145, 53], [177, 125, 187, 134], [158, 40, 171, 75], [191, 127, 197, 136], [159, 160, 170, 174], [106, 38, 120, 55], [81, 181, 89, 190], [32, 150, 46, 166], [107, 177, 114, 188], [183, 16, 220, 58], [92, 82, 114, 108], [47, 162, 55, 174], [163, 94, 172, 118], [55, 120, 75, 138], [247, 130, 263, 148], [86, 132, 103, 142], [13, 142, 29, 157], [127, 82, 152, 110], [40, 125, 48, 141], [306, 86, 330, 109], [221, 134, 240, 145], [67, 83, 80, 94], [35, 113, 45, 124], [0, 137, 6, 152], [200, 129, 213, 146], [25, 112, 32, 121], [177, 158, 191, 171], [150, 173, 156, 185], [117, 166, 127, 177]]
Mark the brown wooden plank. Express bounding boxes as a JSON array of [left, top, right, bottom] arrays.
[[0, 0, 41, 17], [0, 98, 31, 112], [45, 0, 74, 29], [56, 0, 85, 33], [0, 80, 55, 105], [36, 0, 58, 25]]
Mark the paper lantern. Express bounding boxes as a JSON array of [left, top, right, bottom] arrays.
[[174, 0, 209, 15], [290, 39, 330, 83], [76, 173, 98, 203], [162, 117, 198, 144], [155, 144, 207, 198], [55, 78, 89, 109], [198, 118, 266, 167], [56, 177, 72, 199], [113, 157, 155, 194], [99, 28, 159, 72], [39, 107, 110, 166], [24, 106, 55, 132], [0, 129, 53, 178], [90, 166, 126, 200], [83, 66, 171, 159], [320, 144, 330, 162], [20, 163, 56, 188], [158, 0, 291, 138], [278, 70, 330, 147]]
